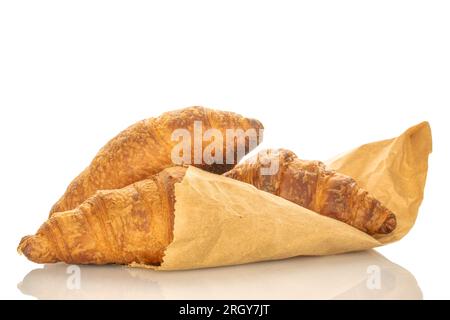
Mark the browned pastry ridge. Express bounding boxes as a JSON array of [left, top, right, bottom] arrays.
[[19, 167, 187, 265], [49, 106, 263, 216], [223, 149, 397, 235]]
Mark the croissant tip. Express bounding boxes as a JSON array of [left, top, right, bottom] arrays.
[[378, 214, 397, 234], [17, 235, 30, 255], [18, 234, 58, 264], [249, 117, 264, 130]]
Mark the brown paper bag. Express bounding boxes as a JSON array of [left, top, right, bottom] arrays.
[[136, 122, 432, 270]]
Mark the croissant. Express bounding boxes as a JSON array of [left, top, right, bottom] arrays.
[[19, 166, 187, 265], [223, 149, 396, 235], [49, 106, 263, 216]]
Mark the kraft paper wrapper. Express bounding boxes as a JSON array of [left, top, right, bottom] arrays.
[[326, 122, 432, 244], [137, 121, 432, 270]]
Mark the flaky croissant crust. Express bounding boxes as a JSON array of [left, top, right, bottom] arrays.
[[19, 167, 187, 265], [50, 106, 263, 216]]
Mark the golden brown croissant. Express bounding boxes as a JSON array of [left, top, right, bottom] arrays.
[[223, 149, 396, 235], [19, 166, 187, 265], [49, 106, 263, 216]]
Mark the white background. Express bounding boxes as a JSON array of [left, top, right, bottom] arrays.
[[1, 1, 449, 299]]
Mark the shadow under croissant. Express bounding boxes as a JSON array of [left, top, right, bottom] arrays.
[[18, 250, 421, 300]]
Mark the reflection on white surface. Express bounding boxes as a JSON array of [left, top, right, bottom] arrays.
[[18, 250, 421, 300]]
